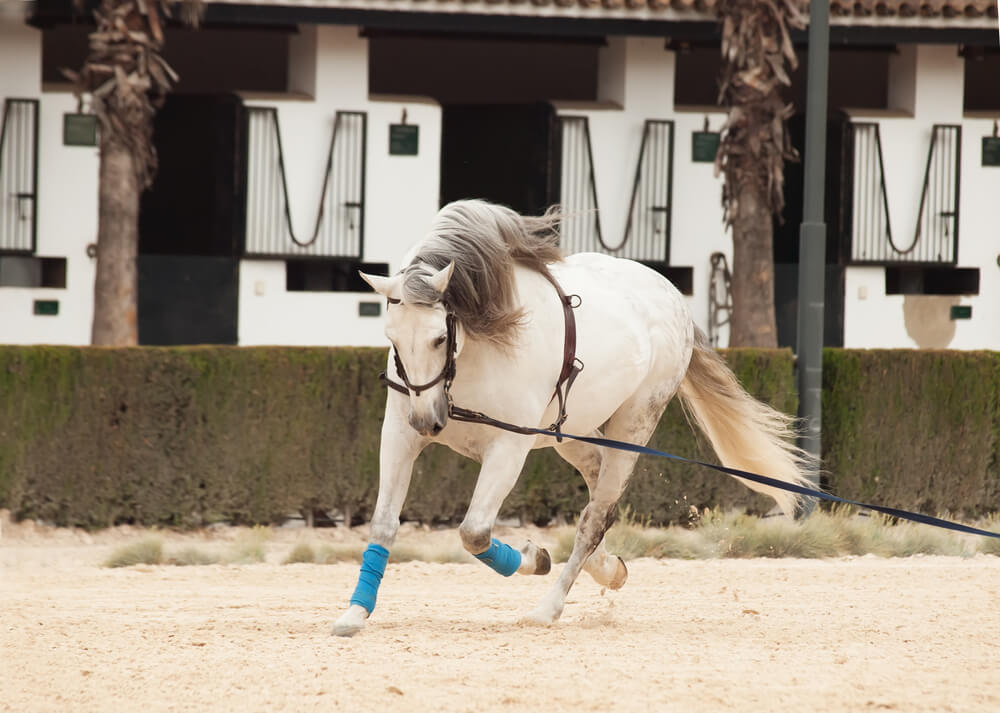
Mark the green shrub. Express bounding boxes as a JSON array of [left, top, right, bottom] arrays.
[[1, 346, 998, 529], [822, 350, 1000, 518]]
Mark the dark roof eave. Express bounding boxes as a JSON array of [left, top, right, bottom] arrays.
[[28, 0, 1000, 47]]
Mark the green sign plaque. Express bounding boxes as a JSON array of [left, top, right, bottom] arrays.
[[389, 124, 419, 156], [950, 305, 972, 320], [692, 131, 720, 163], [358, 301, 381, 318], [63, 113, 98, 147], [982, 137, 1000, 167], [33, 299, 59, 316]]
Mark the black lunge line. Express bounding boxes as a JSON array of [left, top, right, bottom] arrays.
[[446, 406, 1000, 541]]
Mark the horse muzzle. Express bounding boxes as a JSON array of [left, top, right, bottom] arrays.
[[408, 395, 449, 436]]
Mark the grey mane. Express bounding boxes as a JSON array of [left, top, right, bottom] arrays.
[[401, 200, 563, 348]]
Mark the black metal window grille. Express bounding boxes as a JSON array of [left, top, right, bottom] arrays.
[[558, 117, 674, 262], [245, 107, 366, 259], [848, 122, 960, 265], [0, 98, 39, 255]]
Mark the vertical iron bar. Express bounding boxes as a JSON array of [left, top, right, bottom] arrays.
[[248, 110, 254, 252], [951, 125, 961, 264], [32, 99, 40, 253], [272, 112, 280, 254], [666, 121, 674, 262], [359, 113, 367, 260]]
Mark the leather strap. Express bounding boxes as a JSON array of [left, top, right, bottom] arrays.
[[537, 267, 583, 437]]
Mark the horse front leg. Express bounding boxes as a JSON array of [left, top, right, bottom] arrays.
[[459, 439, 552, 579], [333, 402, 426, 637]]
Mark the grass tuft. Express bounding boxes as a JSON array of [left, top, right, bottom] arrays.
[[551, 506, 996, 563], [226, 526, 271, 564], [103, 538, 164, 568], [283, 543, 317, 565], [979, 515, 1000, 556], [169, 546, 221, 566], [315, 544, 364, 564]]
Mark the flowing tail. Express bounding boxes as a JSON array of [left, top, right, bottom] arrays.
[[677, 327, 816, 516]]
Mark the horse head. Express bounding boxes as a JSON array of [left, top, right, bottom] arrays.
[[360, 262, 461, 436]]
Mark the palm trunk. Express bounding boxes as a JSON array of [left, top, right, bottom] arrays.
[[91, 135, 139, 345], [729, 184, 777, 347], [68, 0, 202, 345], [715, 0, 804, 347]]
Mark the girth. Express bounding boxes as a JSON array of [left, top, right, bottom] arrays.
[[379, 267, 583, 440]]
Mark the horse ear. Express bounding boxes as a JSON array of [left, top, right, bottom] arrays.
[[425, 261, 455, 295], [359, 271, 402, 299]]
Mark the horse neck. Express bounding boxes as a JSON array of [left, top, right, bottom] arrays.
[[456, 265, 563, 380]]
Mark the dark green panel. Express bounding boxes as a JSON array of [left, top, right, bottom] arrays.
[[63, 114, 97, 147], [358, 301, 381, 317], [691, 131, 720, 163], [950, 304, 972, 320], [33, 299, 59, 316], [982, 137, 1000, 167], [389, 124, 419, 156]]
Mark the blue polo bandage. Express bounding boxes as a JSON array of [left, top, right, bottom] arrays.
[[349, 544, 389, 614], [473, 538, 522, 577]]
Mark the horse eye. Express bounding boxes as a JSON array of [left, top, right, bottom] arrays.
[[433, 335, 447, 348]]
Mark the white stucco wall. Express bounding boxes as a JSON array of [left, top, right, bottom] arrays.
[[0, 16, 99, 345], [238, 25, 442, 347], [843, 44, 1000, 349], [557, 37, 732, 345], [2, 20, 996, 350]]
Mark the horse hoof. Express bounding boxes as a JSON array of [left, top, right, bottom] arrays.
[[332, 605, 368, 637], [332, 621, 363, 637], [518, 542, 552, 576], [535, 547, 551, 576], [519, 604, 561, 627], [607, 556, 628, 591]]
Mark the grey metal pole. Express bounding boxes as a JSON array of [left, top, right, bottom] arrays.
[[796, 0, 830, 476]]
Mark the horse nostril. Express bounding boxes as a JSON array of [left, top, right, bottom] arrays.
[[431, 422, 444, 436]]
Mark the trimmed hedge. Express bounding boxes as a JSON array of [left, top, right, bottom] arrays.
[[821, 349, 1000, 518], [1, 346, 997, 529]]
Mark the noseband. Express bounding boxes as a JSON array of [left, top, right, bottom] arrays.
[[379, 269, 583, 439]]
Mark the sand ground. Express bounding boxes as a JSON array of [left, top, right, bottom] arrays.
[[2, 516, 999, 713]]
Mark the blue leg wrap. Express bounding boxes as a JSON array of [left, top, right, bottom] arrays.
[[349, 544, 389, 614], [473, 538, 522, 577]]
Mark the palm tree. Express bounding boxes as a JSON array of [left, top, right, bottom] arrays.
[[65, 0, 201, 345], [714, 0, 805, 347]]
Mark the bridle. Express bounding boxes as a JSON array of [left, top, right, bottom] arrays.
[[383, 299, 458, 397], [379, 268, 583, 440]]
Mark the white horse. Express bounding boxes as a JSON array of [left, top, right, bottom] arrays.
[[334, 200, 812, 636]]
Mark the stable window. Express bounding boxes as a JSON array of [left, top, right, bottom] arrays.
[[43, 25, 292, 93], [369, 33, 599, 104], [674, 45, 890, 111], [286, 260, 389, 292], [885, 266, 980, 295], [963, 48, 1000, 112], [0, 256, 67, 288]]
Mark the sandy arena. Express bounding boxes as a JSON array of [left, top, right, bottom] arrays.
[[2, 517, 999, 713]]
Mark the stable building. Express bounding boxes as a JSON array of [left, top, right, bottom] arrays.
[[1, 0, 998, 348]]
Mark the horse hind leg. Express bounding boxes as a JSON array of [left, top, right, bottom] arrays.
[[524, 386, 671, 625], [554, 437, 628, 590]]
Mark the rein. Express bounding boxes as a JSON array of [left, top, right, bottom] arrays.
[[379, 268, 583, 440]]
